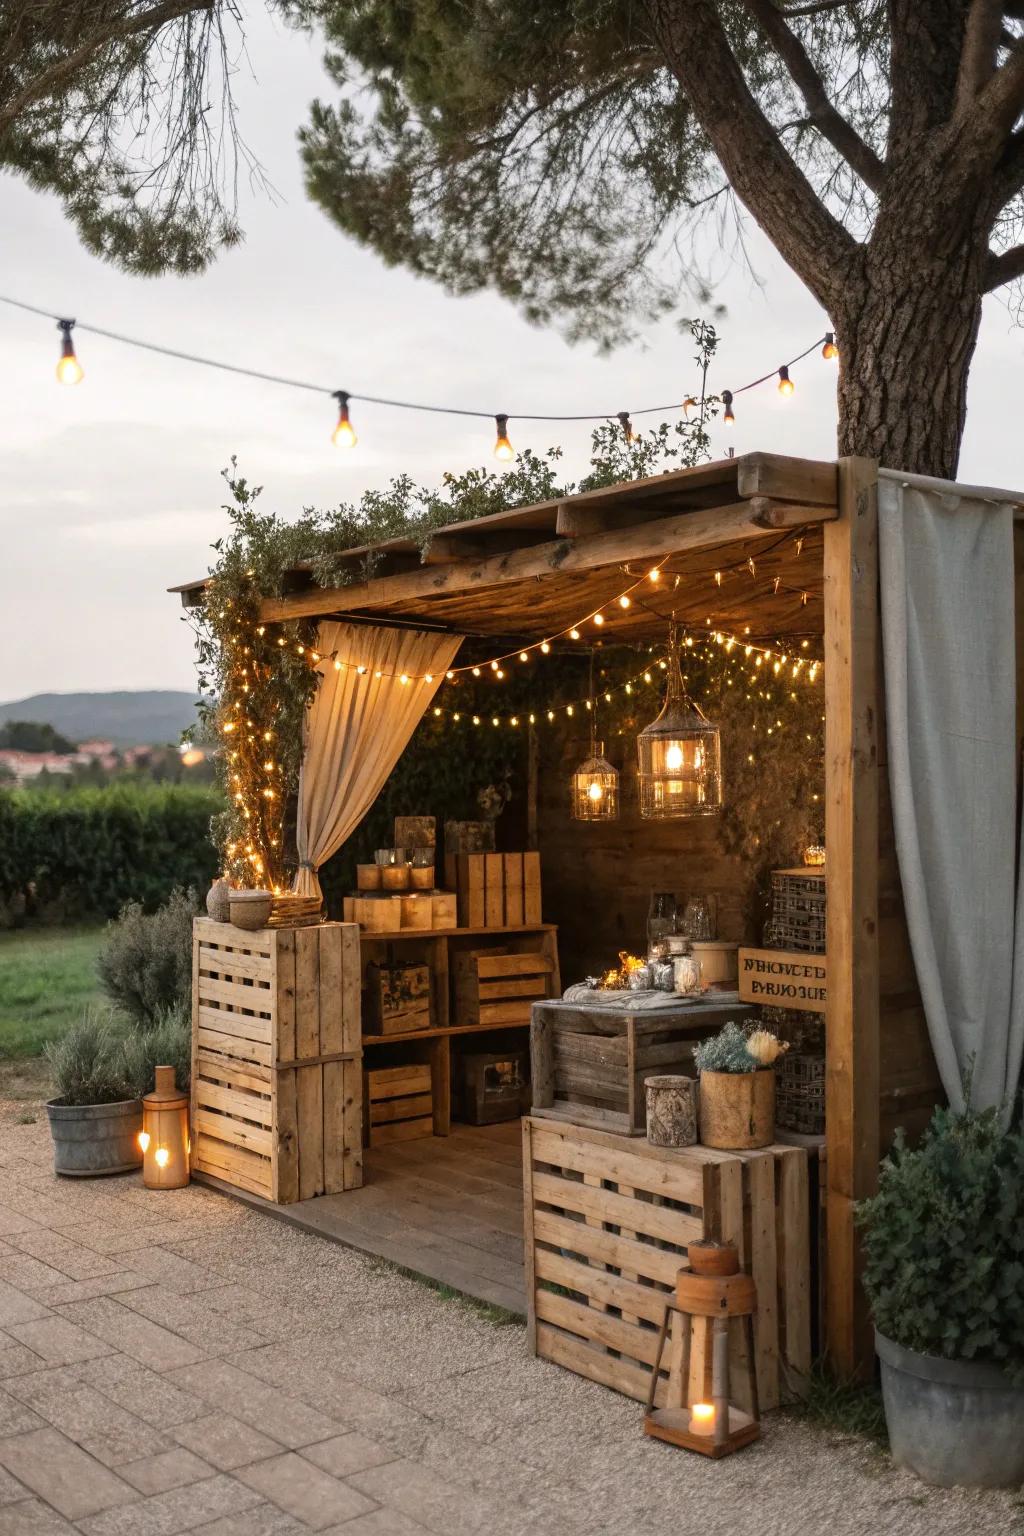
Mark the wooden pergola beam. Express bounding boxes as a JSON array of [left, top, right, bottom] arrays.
[[258, 497, 838, 625]]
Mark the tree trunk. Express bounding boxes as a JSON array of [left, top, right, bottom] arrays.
[[835, 244, 988, 479]]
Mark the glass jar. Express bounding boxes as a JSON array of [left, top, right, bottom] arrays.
[[681, 895, 714, 942], [647, 892, 679, 950]]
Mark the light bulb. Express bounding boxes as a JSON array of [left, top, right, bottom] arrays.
[[778, 365, 795, 397], [588, 781, 603, 802], [666, 744, 684, 771], [649, 568, 660, 583], [822, 332, 838, 360], [56, 320, 83, 385], [617, 410, 635, 443], [138, 1131, 150, 1152], [722, 389, 735, 425], [494, 413, 514, 461], [332, 390, 357, 448], [154, 1147, 170, 1168], [682, 396, 696, 416], [619, 595, 631, 609], [540, 641, 550, 653], [594, 613, 605, 626], [569, 629, 580, 640]]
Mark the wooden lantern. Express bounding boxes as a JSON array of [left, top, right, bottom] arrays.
[[140, 1066, 190, 1190], [644, 1239, 759, 1457]]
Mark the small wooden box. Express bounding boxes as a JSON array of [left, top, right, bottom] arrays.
[[454, 947, 554, 1028], [365, 963, 431, 1036], [395, 816, 435, 849], [453, 851, 543, 928], [365, 1064, 433, 1147], [191, 919, 362, 1203]]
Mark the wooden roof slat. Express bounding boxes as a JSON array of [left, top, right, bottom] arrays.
[[258, 494, 837, 625]]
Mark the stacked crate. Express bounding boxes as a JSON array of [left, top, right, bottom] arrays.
[[364, 1063, 433, 1147], [454, 946, 555, 1028], [451, 851, 542, 927], [190, 918, 361, 1203]]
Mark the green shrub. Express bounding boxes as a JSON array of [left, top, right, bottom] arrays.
[[0, 781, 220, 924], [97, 887, 196, 1027], [119, 1003, 192, 1096], [857, 1105, 1024, 1382], [45, 1009, 133, 1105]]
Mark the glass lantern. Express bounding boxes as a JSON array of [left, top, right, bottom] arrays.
[[571, 740, 619, 821], [637, 627, 722, 819]]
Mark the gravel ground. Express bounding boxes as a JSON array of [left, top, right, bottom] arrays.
[[0, 1100, 1018, 1536]]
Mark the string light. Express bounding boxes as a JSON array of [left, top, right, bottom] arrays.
[[494, 414, 514, 461], [56, 320, 82, 385], [3, 294, 832, 454], [777, 366, 794, 397], [332, 390, 357, 449]]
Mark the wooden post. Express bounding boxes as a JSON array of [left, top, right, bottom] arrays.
[[823, 457, 881, 1377]]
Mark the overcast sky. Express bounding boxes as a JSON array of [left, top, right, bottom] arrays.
[[2, 6, 1022, 703]]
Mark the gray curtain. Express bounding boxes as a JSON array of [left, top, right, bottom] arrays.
[[878, 470, 1024, 1114]]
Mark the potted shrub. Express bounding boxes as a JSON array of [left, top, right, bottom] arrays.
[[858, 1104, 1024, 1488], [693, 1021, 788, 1149], [45, 1011, 143, 1177]]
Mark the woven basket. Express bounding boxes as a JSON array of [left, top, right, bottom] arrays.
[[268, 893, 323, 929]]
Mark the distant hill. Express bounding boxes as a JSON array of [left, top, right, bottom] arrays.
[[0, 691, 201, 747]]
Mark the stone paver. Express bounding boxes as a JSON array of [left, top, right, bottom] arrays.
[[238, 1451, 378, 1530], [0, 1427, 137, 1520], [0, 1104, 1016, 1536]]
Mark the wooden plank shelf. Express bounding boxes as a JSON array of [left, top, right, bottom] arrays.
[[359, 921, 560, 1138]]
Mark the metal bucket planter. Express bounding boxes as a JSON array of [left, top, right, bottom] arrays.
[[876, 1330, 1024, 1488], [46, 1098, 143, 1177]]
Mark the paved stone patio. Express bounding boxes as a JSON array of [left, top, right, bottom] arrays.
[[0, 1101, 1016, 1536]]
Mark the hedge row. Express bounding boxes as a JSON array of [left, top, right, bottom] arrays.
[[0, 783, 221, 922]]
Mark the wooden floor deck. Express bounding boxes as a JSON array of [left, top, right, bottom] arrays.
[[200, 1121, 527, 1316]]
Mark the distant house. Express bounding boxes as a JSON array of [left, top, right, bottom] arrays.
[[0, 750, 73, 783]]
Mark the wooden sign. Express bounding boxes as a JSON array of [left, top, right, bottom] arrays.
[[738, 947, 827, 1012]]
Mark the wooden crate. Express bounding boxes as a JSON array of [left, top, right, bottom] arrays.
[[530, 999, 754, 1136], [453, 946, 554, 1028], [364, 962, 431, 1036], [190, 918, 362, 1204], [523, 1117, 810, 1413], [454, 851, 542, 927], [365, 1064, 433, 1147]]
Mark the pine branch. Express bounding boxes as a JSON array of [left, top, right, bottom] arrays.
[[742, 0, 885, 192], [641, 0, 857, 309]]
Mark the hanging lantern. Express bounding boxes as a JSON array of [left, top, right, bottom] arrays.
[[572, 740, 619, 821], [139, 1066, 190, 1190], [637, 623, 722, 819], [571, 658, 619, 821]]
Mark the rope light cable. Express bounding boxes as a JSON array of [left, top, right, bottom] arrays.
[[0, 293, 837, 450]]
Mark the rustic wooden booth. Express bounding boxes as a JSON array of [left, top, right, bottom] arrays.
[[174, 451, 995, 1375]]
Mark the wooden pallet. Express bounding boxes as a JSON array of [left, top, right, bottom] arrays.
[[365, 1063, 433, 1147], [451, 851, 542, 928], [522, 1117, 810, 1413], [190, 918, 362, 1203], [454, 947, 554, 1028]]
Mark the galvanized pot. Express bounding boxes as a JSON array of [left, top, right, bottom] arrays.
[[876, 1330, 1024, 1488], [46, 1098, 143, 1177]]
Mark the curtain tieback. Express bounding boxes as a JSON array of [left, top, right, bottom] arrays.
[[297, 860, 318, 872]]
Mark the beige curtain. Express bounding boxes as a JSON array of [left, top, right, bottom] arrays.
[[292, 622, 463, 898]]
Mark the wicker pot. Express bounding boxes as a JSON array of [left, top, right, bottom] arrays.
[[699, 1069, 775, 1149], [229, 890, 273, 931], [206, 878, 232, 923], [46, 1098, 143, 1177]]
